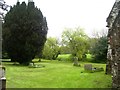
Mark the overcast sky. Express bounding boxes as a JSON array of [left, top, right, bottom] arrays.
[[5, 0, 115, 38]]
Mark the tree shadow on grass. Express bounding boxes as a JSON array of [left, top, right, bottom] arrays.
[[2, 61, 27, 67]]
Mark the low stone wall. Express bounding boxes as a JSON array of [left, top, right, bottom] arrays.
[[0, 78, 6, 90], [0, 66, 6, 90]]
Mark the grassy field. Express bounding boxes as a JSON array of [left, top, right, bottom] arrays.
[[2, 59, 112, 88], [57, 54, 93, 63], [57, 54, 71, 61]]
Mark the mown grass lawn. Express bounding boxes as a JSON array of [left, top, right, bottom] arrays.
[[2, 59, 112, 88]]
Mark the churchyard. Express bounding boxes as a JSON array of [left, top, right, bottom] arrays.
[[1, 0, 119, 88], [2, 58, 112, 88]]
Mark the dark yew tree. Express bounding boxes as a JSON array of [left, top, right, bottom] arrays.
[[90, 36, 108, 62], [2, 1, 48, 65]]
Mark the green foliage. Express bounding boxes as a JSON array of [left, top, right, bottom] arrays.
[[60, 45, 71, 54], [61, 27, 90, 60], [2, 1, 48, 65], [57, 54, 72, 61], [90, 36, 108, 62], [42, 37, 60, 60]]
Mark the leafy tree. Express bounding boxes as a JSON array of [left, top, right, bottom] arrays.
[[42, 37, 60, 60], [0, 0, 10, 18], [2, 1, 48, 65], [61, 27, 90, 60], [90, 36, 108, 62], [59, 45, 71, 54]]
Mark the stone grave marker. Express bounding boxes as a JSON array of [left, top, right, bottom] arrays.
[[84, 64, 104, 72], [73, 56, 80, 66], [29, 62, 34, 67], [84, 64, 92, 71]]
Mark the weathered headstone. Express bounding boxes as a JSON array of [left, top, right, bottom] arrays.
[[73, 56, 80, 66], [84, 64, 92, 71], [29, 63, 45, 68], [29, 63, 34, 67]]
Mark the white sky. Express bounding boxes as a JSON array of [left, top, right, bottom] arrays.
[[5, 0, 115, 38]]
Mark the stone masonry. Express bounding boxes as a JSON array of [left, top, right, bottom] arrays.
[[106, 0, 120, 88]]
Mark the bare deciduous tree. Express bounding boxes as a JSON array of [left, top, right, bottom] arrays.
[[0, 0, 10, 19]]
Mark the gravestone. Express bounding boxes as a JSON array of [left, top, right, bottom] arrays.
[[29, 62, 34, 67], [0, 66, 6, 90], [73, 56, 80, 66], [84, 64, 92, 71], [84, 64, 104, 73], [29, 62, 45, 68]]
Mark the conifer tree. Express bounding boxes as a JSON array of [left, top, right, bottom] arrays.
[[2, 1, 48, 65]]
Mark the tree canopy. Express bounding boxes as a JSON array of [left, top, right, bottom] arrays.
[[61, 27, 90, 60], [0, 0, 10, 19], [2, 1, 48, 65], [42, 37, 60, 60], [90, 36, 108, 62]]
